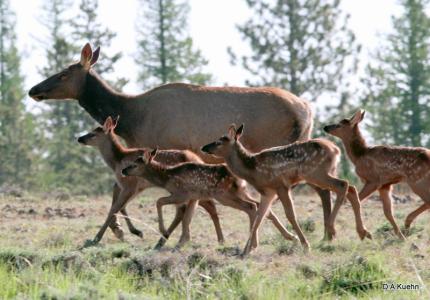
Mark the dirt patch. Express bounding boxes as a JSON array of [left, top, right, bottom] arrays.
[[44, 207, 85, 219], [369, 194, 413, 204]]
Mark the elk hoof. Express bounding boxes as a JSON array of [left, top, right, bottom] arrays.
[[131, 229, 143, 238], [154, 237, 167, 250], [397, 232, 407, 241], [327, 230, 336, 241], [359, 229, 372, 240], [81, 238, 99, 249], [302, 242, 311, 253], [112, 227, 125, 241]]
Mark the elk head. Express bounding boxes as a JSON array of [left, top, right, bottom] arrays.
[[122, 148, 158, 177], [29, 43, 100, 101], [201, 124, 244, 158], [323, 110, 365, 139], [77, 116, 118, 147]]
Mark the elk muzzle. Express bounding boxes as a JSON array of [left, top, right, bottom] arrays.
[[77, 133, 95, 145], [323, 124, 339, 134], [28, 85, 47, 101], [122, 165, 137, 177], [201, 142, 218, 154]]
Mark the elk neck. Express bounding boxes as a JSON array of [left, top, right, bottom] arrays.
[[342, 125, 368, 163], [141, 161, 170, 187], [78, 71, 136, 137], [226, 142, 257, 180], [97, 132, 128, 170]]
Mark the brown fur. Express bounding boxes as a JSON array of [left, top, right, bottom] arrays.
[[202, 125, 371, 256], [78, 117, 225, 247], [324, 110, 430, 238], [122, 149, 300, 249], [28, 43, 333, 236]]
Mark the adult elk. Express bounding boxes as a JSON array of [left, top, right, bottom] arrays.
[[29, 43, 332, 237], [324, 110, 430, 239]]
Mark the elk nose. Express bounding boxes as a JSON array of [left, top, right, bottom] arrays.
[[201, 144, 210, 153], [28, 86, 39, 96], [323, 125, 330, 133], [77, 136, 85, 144]]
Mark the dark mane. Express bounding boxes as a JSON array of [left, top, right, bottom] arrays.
[[78, 70, 130, 126], [236, 143, 257, 169], [350, 125, 368, 157]]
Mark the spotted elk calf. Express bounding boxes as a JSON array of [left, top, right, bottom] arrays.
[[78, 116, 225, 248], [324, 110, 430, 238], [202, 124, 371, 256], [122, 148, 299, 249]]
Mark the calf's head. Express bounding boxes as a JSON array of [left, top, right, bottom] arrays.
[[77, 116, 118, 147], [323, 110, 365, 139], [122, 148, 158, 177], [201, 124, 244, 158]]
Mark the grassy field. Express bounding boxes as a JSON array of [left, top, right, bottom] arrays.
[[0, 187, 429, 299]]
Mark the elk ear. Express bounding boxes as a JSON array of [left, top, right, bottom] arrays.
[[103, 116, 113, 132], [80, 43, 93, 69], [142, 150, 151, 163], [111, 115, 120, 130], [360, 110, 366, 122], [228, 124, 237, 139], [150, 148, 158, 161], [235, 124, 244, 140], [90, 46, 100, 66], [350, 110, 363, 126]]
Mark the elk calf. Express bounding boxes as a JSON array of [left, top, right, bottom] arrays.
[[78, 117, 224, 247], [324, 110, 430, 238], [202, 124, 371, 256], [122, 149, 299, 249]]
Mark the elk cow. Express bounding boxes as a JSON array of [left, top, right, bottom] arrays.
[[29, 43, 332, 238]]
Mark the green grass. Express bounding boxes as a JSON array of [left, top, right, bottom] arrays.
[[0, 193, 429, 299]]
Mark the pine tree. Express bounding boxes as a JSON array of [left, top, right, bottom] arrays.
[[362, 0, 430, 147], [0, 0, 36, 187], [229, 0, 359, 103], [135, 0, 212, 89], [71, 0, 127, 89], [38, 0, 112, 194], [68, 0, 128, 193]]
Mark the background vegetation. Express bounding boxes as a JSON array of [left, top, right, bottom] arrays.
[[2, 0, 430, 192]]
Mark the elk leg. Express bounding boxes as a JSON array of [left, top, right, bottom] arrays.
[[324, 179, 348, 241], [175, 199, 199, 249], [306, 174, 348, 240], [379, 185, 406, 240], [309, 184, 332, 239], [242, 193, 276, 256], [199, 200, 225, 244], [406, 182, 430, 229], [405, 203, 429, 229], [109, 183, 125, 241], [277, 187, 310, 252], [154, 205, 187, 250], [156, 195, 188, 235], [358, 182, 379, 203], [92, 188, 135, 244], [238, 189, 298, 242], [346, 186, 372, 240], [120, 207, 143, 238]]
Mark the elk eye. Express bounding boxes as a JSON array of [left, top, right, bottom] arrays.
[[59, 73, 68, 80]]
